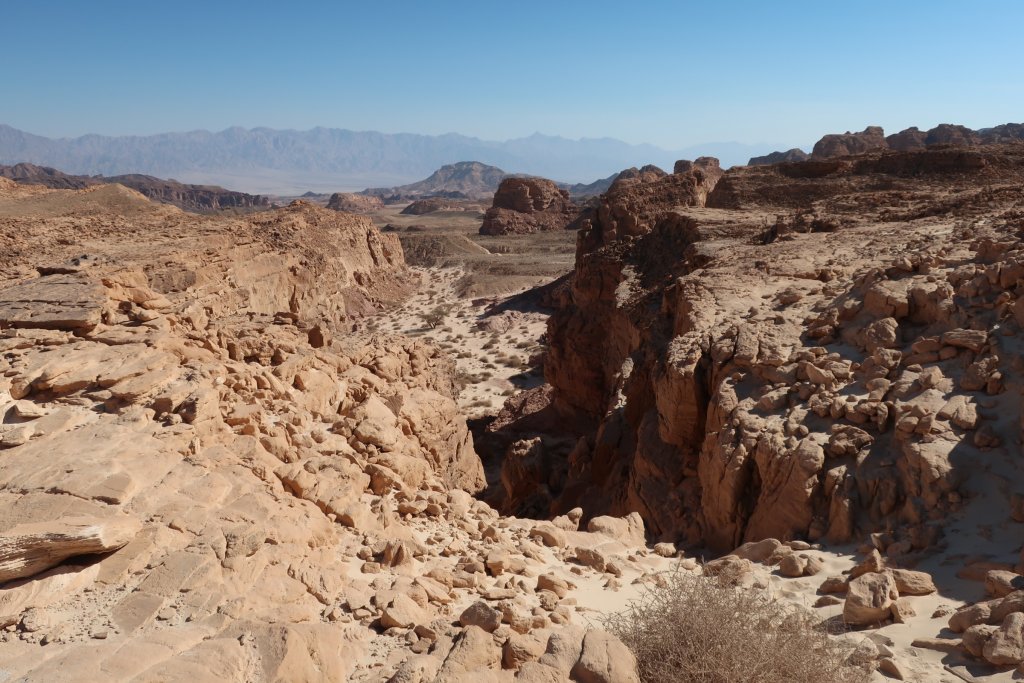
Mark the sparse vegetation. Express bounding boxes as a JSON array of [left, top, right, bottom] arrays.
[[605, 569, 869, 683], [421, 304, 452, 329]]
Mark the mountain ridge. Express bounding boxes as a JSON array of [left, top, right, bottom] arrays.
[[0, 124, 779, 194], [0, 161, 268, 212]]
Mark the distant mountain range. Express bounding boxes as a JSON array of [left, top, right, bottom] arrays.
[[0, 124, 781, 194]]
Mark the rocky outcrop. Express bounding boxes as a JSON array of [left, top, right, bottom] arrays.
[[495, 144, 1024, 560], [925, 123, 981, 147], [0, 180, 655, 682], [326, 192, 385, 213], [479, 177, 577, 236], [793, 121, 1024, 161], [979, 122, 1024, 144], [0, 517, 141, 583], [885, 127, 927, 152], [365, 161, 507, 202], [747, 148, 809, 166], [570, 157, 723, 255], [0, 183, 444, 675], [401, 197, 469, 215], [0, 163, 269, 212], [812, 126, 888, 158]]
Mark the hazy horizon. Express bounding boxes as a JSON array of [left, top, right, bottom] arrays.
[[5, 0, 1023, 154], [0, 123, 792, 193]]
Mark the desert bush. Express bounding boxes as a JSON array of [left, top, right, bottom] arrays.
[[605, 569, 869, 683], [421, 305, 452, 329]]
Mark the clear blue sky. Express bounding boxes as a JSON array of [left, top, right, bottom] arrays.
[[3, 0, 1022, 150]]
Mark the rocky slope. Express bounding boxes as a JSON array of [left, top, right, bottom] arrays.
[[479, 177, 577, 236], [0, 162, 269, 212], [0, 179, 657, 682]]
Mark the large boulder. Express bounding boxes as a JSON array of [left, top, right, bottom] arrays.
[[570, 629, 641, 683], [844, 572, 899, 626]]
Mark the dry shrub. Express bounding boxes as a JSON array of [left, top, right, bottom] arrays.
[[605, 569, 869, 683]]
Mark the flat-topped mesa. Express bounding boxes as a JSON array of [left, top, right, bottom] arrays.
[[325, 192, 384, 213], [478, 176, 577, 235], [570, 156, 723, 255]]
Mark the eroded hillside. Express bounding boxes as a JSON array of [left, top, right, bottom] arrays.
[[0, 181, 670, 682]]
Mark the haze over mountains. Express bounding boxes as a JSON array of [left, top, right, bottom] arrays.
[[0, 124, 780, 194]]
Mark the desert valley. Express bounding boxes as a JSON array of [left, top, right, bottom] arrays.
[[0, 119, 1023, 683]]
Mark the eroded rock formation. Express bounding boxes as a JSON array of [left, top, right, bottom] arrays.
[[479, 177, 577, 236], [496, 144, 1024, 564], [401, 197, 470, 215], [812, 126, 889, 159], [569, 157, 723, 255], [808, 122, 1024, 160], [326, 191, 385, 213], [748, 148, 810, 166]]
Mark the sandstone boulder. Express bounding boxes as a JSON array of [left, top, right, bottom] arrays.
[[460, 600, 502, 633], [570, 629, 641, 683], [844, 572, 898, 626]]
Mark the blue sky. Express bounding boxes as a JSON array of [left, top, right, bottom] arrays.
[[3, 0, 1022, 150]]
